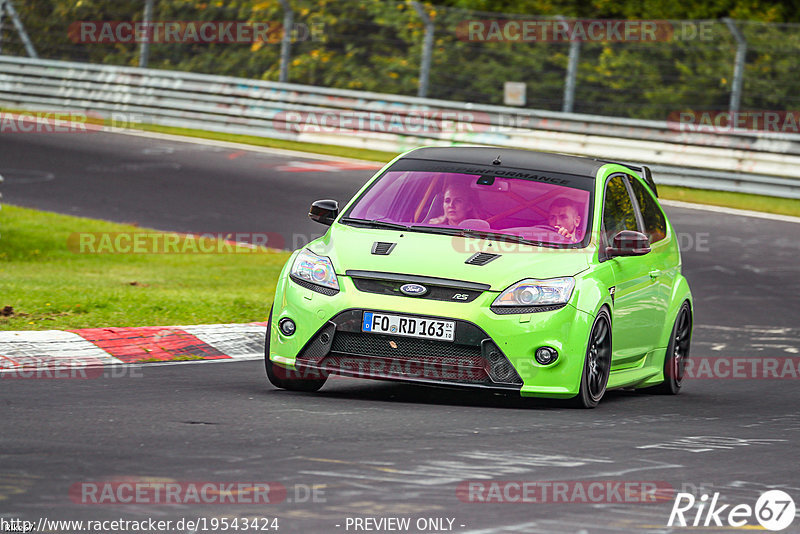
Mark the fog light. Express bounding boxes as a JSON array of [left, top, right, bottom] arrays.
[[279, 318, 296, 336], [535, 347, 558, 365]]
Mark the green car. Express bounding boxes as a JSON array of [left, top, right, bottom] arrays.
[[265, 147, 693, 408]]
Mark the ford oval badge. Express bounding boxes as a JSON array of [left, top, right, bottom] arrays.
[[400, 283, 428, 296]]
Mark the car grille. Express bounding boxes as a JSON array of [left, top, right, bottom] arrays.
[[320, 354, 489, 383], [332, 331, 483, 367], [289, 275, 339, 296], [351, 278, 484, 303], [490, 303, 567, 315], [295, 310, 522, 389]]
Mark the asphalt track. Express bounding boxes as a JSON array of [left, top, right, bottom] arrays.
[[2, 130, 800, 533]]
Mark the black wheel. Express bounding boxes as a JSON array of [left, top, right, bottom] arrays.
[[650, 302, 692, 395], [571, 309, 612, 408], [264, 308, 327, 392]]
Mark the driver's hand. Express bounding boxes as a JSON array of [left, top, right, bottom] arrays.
[[555, 225, 574, 240]]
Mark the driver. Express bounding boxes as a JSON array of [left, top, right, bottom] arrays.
[[428, 184, 483, 226], [548, 198, 583, 242]]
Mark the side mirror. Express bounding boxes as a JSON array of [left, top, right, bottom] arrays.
[[309, 199, 338, 226], [606, 230, 651, 258]]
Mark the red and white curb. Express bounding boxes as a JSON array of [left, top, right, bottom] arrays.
[[274, 160, 383, 173], [0, 322, 267, 376]]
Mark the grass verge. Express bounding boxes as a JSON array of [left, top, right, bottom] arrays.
[[135, 122, 397, 163], [658, 185, 800, 217], [0, 205, 289, 331]]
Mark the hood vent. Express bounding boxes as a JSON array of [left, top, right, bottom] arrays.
[[465, 252, 500, 266], [371, 242, 396, 255]]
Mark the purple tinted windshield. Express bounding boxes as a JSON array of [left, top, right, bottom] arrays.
[[348, 171, 592, 245]]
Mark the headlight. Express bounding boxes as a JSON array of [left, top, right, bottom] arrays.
[[492, 277, 575, 308], [290, 249, 339, 291]]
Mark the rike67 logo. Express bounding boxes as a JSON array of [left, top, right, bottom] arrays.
[[668, 490, 796, 531]]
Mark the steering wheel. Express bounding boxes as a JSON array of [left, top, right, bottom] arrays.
[[532, 224, 560, 233]]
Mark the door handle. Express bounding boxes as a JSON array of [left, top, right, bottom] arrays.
[[649, 270, 661, 279]]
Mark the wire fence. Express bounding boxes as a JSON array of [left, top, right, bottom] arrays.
[[2, 0, 800, 121]]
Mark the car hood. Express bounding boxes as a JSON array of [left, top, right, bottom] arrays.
[[309, 224, 592, 291]]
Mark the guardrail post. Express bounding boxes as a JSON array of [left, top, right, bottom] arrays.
[[138, 0, 154, 68], [411, 1, 434, 98], [558, 17, 580, 113], [2, 0, 38, 58], [723, 18, 746, 114], [0, 1, 6, 55], [278, 0, 293, 83], [563, 37, 580, 113]]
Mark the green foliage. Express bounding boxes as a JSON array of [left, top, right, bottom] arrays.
[[6, 0, 800, 118]]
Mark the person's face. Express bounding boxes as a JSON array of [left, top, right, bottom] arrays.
[[442, 188, 471, 224], [549, 206, 580, 234]]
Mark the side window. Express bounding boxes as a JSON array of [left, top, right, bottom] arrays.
[[602, 175, 639, 244], [629, 178, 667, 243]]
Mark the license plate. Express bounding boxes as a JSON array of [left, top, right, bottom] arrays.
[[362, 312, 455, 342]]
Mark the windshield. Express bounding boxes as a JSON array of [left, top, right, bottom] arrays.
[[344, 170, 593, 247]]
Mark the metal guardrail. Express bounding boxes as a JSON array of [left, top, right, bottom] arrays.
[[1, 55, 800, 199]]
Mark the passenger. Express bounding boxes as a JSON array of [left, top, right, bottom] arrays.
[[548, 198, 583, 242], [428, 184, 484, 226]]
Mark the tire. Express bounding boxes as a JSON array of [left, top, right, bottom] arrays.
[[570, 308, 612, 409], [650, 302, 692, 395], [264, 308, 327, 392]]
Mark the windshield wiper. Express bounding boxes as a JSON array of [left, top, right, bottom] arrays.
[[458, 229, 552, 248], [343, 219, 557, 248], [408, 225, 464, 236], [340, 217, 410, 231], [409, 225, 550, 247]]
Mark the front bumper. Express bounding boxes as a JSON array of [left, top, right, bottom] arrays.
[[293, 309, 523, 391], [270, 272, 595, 398]]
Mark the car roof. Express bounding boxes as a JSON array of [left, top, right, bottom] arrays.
[[400, 146, 607, 178]]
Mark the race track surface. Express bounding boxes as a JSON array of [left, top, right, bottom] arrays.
[[2, 130, 799, 533]]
